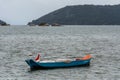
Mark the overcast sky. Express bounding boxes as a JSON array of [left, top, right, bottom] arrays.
[[0, 0, 120, 25]]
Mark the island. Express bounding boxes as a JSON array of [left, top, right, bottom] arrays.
[[0, 20, 9, 26], [28, 4, 120, 25]]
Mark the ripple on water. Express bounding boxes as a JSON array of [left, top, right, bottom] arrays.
[[0, 26, 120, 80]]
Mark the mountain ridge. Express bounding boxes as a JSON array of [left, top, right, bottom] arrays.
[[28, 4, 120, 25]]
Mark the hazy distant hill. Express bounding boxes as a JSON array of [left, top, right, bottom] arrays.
[[0, 20, 8, 26], [28, 5, 120, 25]]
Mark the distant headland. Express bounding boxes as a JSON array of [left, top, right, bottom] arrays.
[[0, 20, 9, 26], [28, 4, 120, 25]]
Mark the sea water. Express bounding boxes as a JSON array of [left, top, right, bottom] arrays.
[[0, 25, 120, 80]]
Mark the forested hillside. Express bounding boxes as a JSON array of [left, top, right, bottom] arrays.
[[28, 5, 120, 25]]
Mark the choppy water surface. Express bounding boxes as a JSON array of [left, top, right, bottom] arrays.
[[0, 25, 120, 80]]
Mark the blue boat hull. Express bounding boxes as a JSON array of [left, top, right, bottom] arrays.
[[25, 59, 91, 69]]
